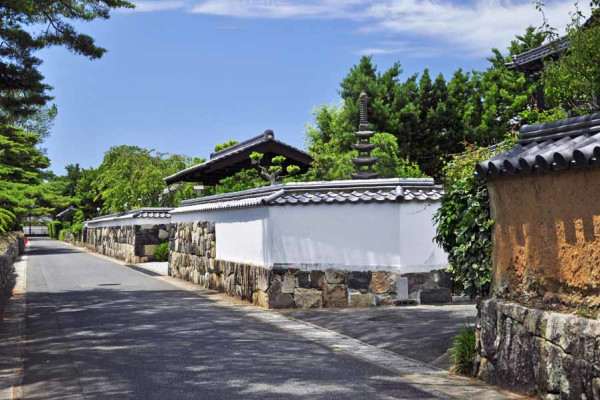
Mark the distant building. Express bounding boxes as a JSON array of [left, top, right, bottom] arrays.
[[164, 130, 313, 186]]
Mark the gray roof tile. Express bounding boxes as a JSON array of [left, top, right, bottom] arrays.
[[171, 178, 443, 214], [476, 113, 600, 179]]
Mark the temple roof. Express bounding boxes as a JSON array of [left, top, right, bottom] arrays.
[[171, 178, 443, 214], [164, 130, 313, 186], [475, 113, 600, 180]]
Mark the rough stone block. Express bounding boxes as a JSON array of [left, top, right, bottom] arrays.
[[348, 290, 374, 308], [294, 288, 323, 309], [268, 278, 296, 309], [347, 271, 370, 290], [144, 244, 158, 257], [418, 288, 451, 304], [370, 271, 396, 294], [257, 267, 271, 292], [253, 290, 269, 308], [297, 271, 310, 288], [374, 293, 395, 307], [281, 274, 296, 294], [324, 270, 347, 284], [323, 284, 347, 308], [310, 271, 325, 289]]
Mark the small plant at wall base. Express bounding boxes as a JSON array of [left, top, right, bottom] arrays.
[[434, 138, 515, 298], [450, 325, 477, 376], [152, 243, 169, 262]]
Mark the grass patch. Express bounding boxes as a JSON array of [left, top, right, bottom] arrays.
[[450, 325, 476, 376]]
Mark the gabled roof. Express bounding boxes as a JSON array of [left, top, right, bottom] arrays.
[[475, 113, 600, 180], [171, 178, 443, 214], [506, 37, 571, 71], [85, 207, 172, 225], [164, 130, 313, 186], [56, 206, 76, 220]]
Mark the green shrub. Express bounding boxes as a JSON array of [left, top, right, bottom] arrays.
[[152, 242, 169, 262], [450, 325, 476, 376], [214, 140, 239, 152], [434, 139, 514, 298], [71, 222, 84, 237], [47, 220, 63, 239], [58, 229, 68, 242]]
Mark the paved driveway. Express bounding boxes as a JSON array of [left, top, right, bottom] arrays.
[[284, 304, 477, 369], [22, 238, 441, 399]]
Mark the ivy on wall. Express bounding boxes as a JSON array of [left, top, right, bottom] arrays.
[[433, 138, 515, 298]]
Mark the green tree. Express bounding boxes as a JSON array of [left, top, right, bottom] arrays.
[[0, 0, 134, 120], [0, 125, 49, 219], [543, 20, 600, 113], [95, 145, 200, 213]]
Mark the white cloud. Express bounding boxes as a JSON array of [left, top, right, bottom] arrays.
[[125, 1, 592, 57], [126, 1, 187, 13], [189, 0, 365, 19], [355, 40, 445, 57]]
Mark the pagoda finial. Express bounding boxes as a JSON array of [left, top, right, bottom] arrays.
[[359, 91, 368, 125], [351, 90, 379, 180]]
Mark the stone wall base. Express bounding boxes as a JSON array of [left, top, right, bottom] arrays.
[[169, 251, 450, 309], [84, 225, 169, 264], [476, 298, 600, 399], [0, 232, 25, 296]]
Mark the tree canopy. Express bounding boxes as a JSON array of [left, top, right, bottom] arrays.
[[0, 0, 133, 120], [95, 145, 202, 214]]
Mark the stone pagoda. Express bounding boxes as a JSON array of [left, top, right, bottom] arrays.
[[351, 91, 379, 179]]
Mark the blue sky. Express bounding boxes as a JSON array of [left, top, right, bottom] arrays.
[[40, 0, 582, 174]]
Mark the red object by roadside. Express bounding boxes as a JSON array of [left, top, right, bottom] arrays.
[[24, 236, 28, 244]]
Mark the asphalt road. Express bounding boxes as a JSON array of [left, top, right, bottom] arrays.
[[22, 238, 440, 400]]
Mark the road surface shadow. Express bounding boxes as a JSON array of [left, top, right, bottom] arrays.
[[23, 287, 438, 400]]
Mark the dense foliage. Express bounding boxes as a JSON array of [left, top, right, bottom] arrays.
[[434, 140, 515, 298], [152, 243, 170, 262], [0, 208, 16, 234], [308, 29, 545, 179], [543, 16, 600, 114], [0, 0, 133, 120], [95, 145, 203, 214]]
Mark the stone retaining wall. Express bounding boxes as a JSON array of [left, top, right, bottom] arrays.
[[85, 224, 169, 263], [169, 221, 451, 309], [475, 298, 600, 399], [0, 232, 25, 296]]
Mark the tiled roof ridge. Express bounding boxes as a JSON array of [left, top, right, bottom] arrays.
[[86, 207, 172, 223], [519, 113, 600, 143], [171, 178, 443, 213], [209, 130, 273, 160], [476, 113, 600, 180]]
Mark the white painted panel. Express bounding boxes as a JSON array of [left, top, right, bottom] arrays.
[[171, 208, 268, 266], [266, 203, 402, 270], [397, 201, 448, 273]]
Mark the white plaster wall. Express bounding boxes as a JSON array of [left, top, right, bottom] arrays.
[[397, 201, 448, 274], [267, 203, 403, 271], [171, 201, 448, 273], [171, 208, 268, 266]]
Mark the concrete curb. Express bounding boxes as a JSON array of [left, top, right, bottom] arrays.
[[0, 254, 27, 400]]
